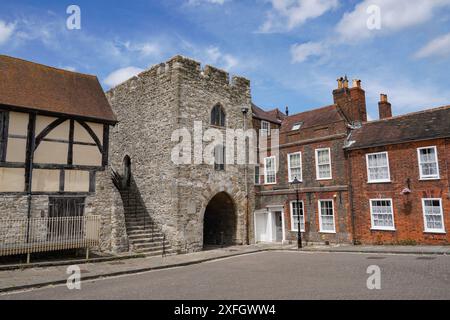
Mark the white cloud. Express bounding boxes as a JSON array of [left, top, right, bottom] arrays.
[[188, 0, 227, 5], [364, 78, 450, 114], [291, 41, 325, 63], [0, 20, 15, 45], [104, 66, 144, 88], [204, 46, 239, 70], [62, 66, 77, 72], [119, 40, 162, 57], [259, 0, 339, 33], [337, 0, 450, 41], [415, 32, 450, 59]]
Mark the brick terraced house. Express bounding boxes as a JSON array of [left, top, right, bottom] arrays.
[[346, 100, 450, 245], [253, 77, 367, 245]]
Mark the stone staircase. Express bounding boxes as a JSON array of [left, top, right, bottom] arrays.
[[119, 187, 175, 256]]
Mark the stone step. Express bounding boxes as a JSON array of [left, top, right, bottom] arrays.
[[126, 223, 159, 230], [128, 235, 165, 242], [133, 241, 170, 248], [135, 249, 178, 256], [126, 227, 161, 233], [125, 218, 149, 222], [127, 231, 164, 238], [131, 239, 167, 246]]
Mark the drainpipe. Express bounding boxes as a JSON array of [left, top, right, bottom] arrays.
[[241, 107, 250, 245]]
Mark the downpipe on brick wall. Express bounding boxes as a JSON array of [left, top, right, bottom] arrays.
[[242, 107, 250, 245]]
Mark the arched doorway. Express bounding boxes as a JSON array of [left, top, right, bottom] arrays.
[[203, 192, 236, 248]]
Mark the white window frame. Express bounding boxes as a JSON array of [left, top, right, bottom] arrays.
[[315, 148, 332, 180], [287, 152, 302, 182], [417, 146, 440, 180], [366, 152, 391, 183], [422, 198, 446, 234], [290, 200, 305, 232], [264, 156, 277, 185], [318, 200, 336, 233], [369, 199, 396, 231], [261, 121, 270, 137]]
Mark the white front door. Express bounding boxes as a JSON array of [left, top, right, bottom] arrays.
[[254, 207, 285, 243], [255, 211, 269, 242]]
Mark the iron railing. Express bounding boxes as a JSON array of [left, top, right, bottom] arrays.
[[0, 216, 101, 259]]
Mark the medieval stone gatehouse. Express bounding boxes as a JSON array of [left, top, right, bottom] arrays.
[[106, 55, 255, 253]]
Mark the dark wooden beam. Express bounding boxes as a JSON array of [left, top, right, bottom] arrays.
[[0, 162, 26, 168], [33, 163, 104, 171], [0, 104, 117, 126], [0, 111, 9, 162], [24, 113, 36, 194], [77, 120, 103, 154], [102, 124, 110, 167], [68, 119, 74, 165], [40, 137, 96, 146], [34, 118, 67, 150]]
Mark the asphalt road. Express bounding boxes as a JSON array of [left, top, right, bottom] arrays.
[[1, 251, 449, 300]]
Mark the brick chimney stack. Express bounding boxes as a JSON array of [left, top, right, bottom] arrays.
[[333, 76, 367, 123], [378, 94, 392, 119]]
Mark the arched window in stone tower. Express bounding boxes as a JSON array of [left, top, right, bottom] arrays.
[[211, 104, 225, 127], [123, 155, 131, 188]]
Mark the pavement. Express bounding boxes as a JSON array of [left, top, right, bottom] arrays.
[[301, 244, 450, 255], [1, 250, 449, 300], [0, 243, 448, 294]]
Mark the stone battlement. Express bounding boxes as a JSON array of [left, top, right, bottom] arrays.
[[113, 55, 250, 93]]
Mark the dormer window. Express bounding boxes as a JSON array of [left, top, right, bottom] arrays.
[[292, 122, 303, 131]]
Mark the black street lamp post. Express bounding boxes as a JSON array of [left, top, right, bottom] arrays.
[[291, 177, 302, 249]]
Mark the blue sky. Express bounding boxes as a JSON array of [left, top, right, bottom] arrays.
[[1, 0, 450, 119]]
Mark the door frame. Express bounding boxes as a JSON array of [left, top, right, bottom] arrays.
[[254, 205, 286, 243]]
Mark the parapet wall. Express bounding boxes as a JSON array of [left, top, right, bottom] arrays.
[[108, 55, 250, 98]]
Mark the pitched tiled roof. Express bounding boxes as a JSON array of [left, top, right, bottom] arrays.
[[0, 55, 117, 123], [252, 103, 284, 124], [346, 105, 450, 150], [280, 104, 344, 132]]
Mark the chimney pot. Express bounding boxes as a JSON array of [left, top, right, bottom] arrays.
[[378, 94, 392, 119], [285, 106, 289, 116], [343, 76, 349, 88], [352, 79, 362, 88]]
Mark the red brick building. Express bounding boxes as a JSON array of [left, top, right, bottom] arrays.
[[253, 77, 450, 246], [253, 77, 366, 245], [345, 103, 450, 245]]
